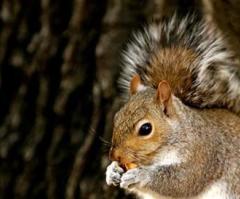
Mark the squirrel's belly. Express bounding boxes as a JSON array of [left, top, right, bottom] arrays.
[[134, 180, 232, 199], [133, 188, 172, 199], [192, 180, 232, 199]]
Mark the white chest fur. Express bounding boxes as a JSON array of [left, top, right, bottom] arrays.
[[194, 181, 232, 199], [135, 180, 233, 199], [155, 148, 183, 166]]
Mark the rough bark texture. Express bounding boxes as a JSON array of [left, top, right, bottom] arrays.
[[0, 0, 239, 199]]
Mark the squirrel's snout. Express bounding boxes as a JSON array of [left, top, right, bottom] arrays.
[[109, 147, 121, 162]]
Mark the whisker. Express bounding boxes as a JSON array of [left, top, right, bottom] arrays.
[[99, 136, 111, 146], [88, 126, 112, 146], [127, 148, 149, 163]]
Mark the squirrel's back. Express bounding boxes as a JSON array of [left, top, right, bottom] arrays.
[[119, 13, 240, 113]]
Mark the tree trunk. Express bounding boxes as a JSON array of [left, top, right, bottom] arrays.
[[0, 0, 239, 199]]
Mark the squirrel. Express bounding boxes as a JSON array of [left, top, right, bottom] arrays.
[[105, 13, 240, 199]]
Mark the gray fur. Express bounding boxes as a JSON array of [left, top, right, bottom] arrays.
[[119, 13, 240, 114], [106, 95, 240, 198]]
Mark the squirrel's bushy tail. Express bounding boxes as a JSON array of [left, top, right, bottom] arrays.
[[119, 13, 240, 114]]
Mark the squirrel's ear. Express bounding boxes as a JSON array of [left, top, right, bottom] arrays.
[[156, 81, 173, 116], [130, 75, 146, 95]]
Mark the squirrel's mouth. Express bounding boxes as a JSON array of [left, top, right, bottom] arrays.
[[125, 162, 138, 170], [121, 162, 138, 171]]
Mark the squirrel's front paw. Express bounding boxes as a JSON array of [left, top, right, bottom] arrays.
[[120, 168, 150, 189], [106, 161, 124, 186]]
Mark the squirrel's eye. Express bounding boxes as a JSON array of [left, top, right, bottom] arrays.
[[138, 122, 152, 136]]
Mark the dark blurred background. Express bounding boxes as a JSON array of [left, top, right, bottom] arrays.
[[1, 0, 240, 198]]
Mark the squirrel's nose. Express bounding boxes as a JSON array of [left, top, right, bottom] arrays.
[[109, 147, 121, 162]]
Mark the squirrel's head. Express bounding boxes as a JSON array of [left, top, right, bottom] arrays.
[[109, 75, 182, 168]]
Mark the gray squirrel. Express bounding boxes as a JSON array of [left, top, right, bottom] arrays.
[[106, 13, 240, 199]]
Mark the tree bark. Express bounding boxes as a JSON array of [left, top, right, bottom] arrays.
[[0, 0, 239, 199]]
